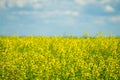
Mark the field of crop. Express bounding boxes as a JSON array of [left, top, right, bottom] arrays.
[[0, 36, 120, 80]]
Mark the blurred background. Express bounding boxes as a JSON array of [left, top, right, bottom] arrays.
[[0, 0, 120, 36]]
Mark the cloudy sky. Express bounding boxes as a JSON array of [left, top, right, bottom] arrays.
[[0, 0, 120, 36]]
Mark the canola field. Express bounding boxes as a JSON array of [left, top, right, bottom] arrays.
[[0, 36, 120, 80]]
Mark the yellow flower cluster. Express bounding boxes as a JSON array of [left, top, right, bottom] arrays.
[[0, 36, 119, 80]]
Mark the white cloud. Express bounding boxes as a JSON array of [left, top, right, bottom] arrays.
[[28, 0, 43, 9], [100, 0, 111, 4], [7, 14, 18, 20], [43, 17, 77, 25], [0, 0, 6, 9], [16, 0, 25, 8], [7, 0, 26, 8], [14, 10, 79, 17], [100, 0, 119, 4], [104, 5, 115, 12], [94, 19, 105, 25], [75, 0, 119, 5], [74, 0, 117, 13], [75, 0, 95, 6], [110, 16, 120, 22], [64, 11, 79, 16], [7, 0, 14, 8], [32, 3, 42, 9], [29, 0, 38, 3], [17, 11, 32, 15], [91, 16, 120, 24], [6, 0, 42, 9], [0, 0, 119, 10]]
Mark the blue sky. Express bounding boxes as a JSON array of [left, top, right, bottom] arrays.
[[0, 0, 120, 36]]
